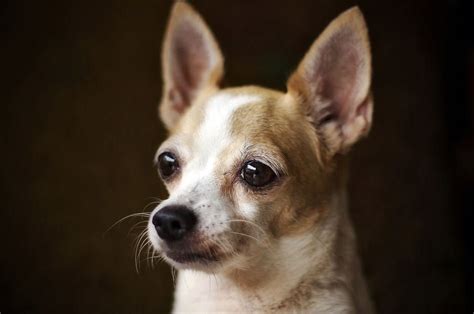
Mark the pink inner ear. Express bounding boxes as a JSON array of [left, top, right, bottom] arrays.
[[169, 21, 212, 111], [168, 88, 186, 113], [315, 28, 367, 124]]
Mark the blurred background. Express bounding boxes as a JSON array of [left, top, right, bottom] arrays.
[[1, 0, 472, 313]]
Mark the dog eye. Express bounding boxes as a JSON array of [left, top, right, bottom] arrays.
[[240, 161, 276, 188], [158, 152, 179, 179]]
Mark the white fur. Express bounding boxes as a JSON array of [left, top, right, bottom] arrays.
[[149, 93, 261, 261], [196, 93, 260, 156], [173, 93, 261, 217], [172, 231, 351, 313], [169, 92, 261, 216]]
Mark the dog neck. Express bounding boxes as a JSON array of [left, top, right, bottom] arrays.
[[173, 184, 372, 313]]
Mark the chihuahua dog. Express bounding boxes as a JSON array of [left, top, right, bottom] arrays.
[[147, 2, 375, 313]]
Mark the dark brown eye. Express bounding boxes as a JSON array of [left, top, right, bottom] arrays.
[[158, 152, 179, 179], [240, 160, 277, 188]]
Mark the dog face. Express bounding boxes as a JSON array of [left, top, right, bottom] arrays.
[[147, 2, 372, 273]]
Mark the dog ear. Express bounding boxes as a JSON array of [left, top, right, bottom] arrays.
[[159, 1, 224, 130], [287, 7, 372, 157]]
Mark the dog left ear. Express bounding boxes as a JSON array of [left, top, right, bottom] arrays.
[[159, 2, 224, 130], [287, 7, 373, 157]]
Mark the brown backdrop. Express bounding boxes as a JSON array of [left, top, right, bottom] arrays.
[[2, 0, 471, 313]]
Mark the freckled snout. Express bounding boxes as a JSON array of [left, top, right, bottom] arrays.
[[152, 206, 197, 241]]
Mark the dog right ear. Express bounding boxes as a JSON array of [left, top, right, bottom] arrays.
[[159, 2, 224, 131]]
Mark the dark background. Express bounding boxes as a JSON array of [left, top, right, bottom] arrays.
[[1, 0, 472, 313]]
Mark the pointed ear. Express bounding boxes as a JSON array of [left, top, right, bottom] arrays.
[[287, 7, 373, 157], [159, 1, 224, 130]]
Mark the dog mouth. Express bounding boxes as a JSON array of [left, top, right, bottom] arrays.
[[166, 250, 220, 264], [164, 244, 225, 265]]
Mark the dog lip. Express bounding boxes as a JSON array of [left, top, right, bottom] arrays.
[[166, 249, 221, 264]]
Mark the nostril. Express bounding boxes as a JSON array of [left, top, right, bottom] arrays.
[[170, 219, 182, 231]]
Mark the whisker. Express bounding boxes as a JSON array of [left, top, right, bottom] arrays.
[[107, 197, 163, 274], [213, 237, 236, 257], [226, 219, 266, 235], [133, 233, 144, 273], [104, 212, 150, 236], [143, 250, 165, 266], [151, 248, 159, 269], [142, 200, 162, 211], [170, 266, 177, 287], [108, 197, 161, 235], [229, 231, 262, 244], [127, 220, 150, 236], [145, 197, 163, 203], [225, 219, 272, 248], [134, 229, 149, 273], [137, 237, 151, 265], [147, 244, 154, 269]]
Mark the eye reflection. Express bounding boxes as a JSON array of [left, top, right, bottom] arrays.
[[158, 152, 179, 179]]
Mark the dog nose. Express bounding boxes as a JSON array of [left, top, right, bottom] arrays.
[[152, 206, 197, 241]]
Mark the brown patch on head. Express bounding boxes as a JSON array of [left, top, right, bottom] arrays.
[[223, 86, 345, 237]]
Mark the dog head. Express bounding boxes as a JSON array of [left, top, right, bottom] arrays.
[[148, 2, 372, 273]]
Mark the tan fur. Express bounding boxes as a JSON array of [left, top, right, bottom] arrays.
[[149, 2, 375, 313], [288, 7, 373, 157]]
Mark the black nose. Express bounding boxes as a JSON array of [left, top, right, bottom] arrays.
[[152, 206, 197, 241]]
